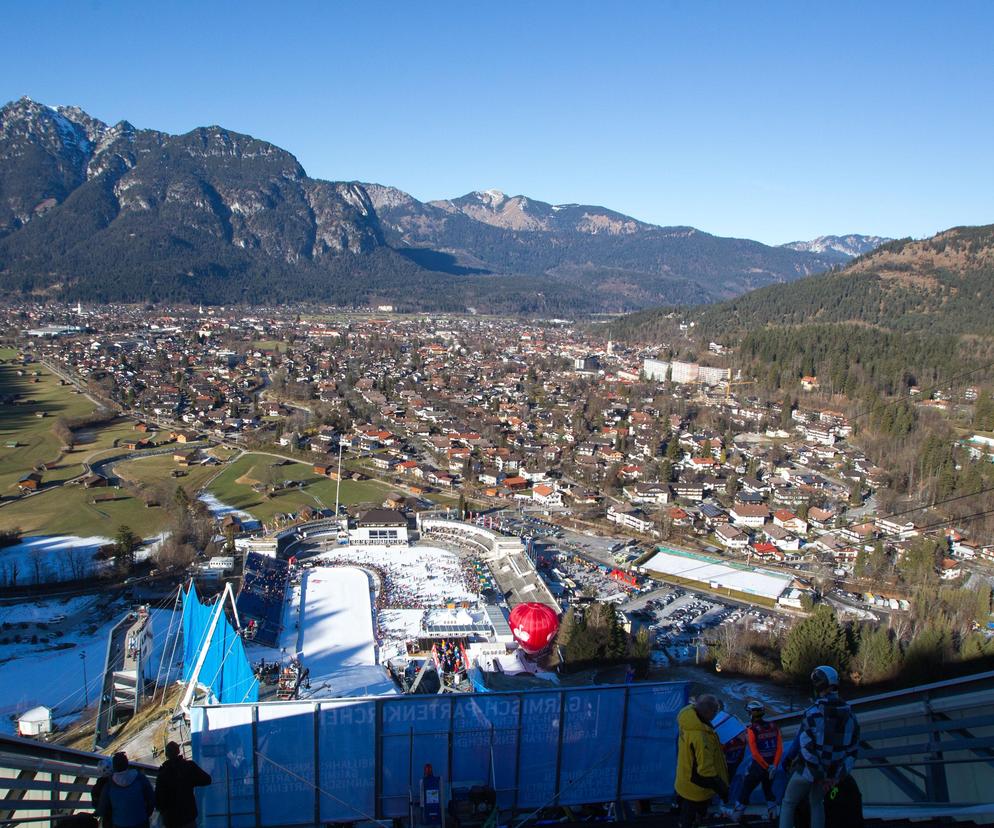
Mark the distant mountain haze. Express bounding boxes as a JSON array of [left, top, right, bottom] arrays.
[[0, 97, 885, 310]]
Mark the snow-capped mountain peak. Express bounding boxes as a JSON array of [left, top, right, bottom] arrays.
[[782, 234, 893, 260]]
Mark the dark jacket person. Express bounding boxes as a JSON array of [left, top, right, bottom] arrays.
[[155, 741, 212, 828]]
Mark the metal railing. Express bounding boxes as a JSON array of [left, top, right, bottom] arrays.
[[6, 671, 994, 826], [0, 733, 156, 828]]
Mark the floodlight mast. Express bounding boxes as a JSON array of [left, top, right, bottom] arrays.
[[335, 439, 343, 520]]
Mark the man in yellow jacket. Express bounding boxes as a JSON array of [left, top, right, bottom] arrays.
[[675, 694, 730, 827]]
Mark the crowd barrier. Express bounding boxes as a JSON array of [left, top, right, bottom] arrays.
[[191, 681, 689, 826]]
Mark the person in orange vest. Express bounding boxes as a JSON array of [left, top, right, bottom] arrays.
[[735, 701, 783, 822]]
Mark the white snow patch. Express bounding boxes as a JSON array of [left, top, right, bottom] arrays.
[[197, 492, 255, 522], [0, 535, 111, 584], [276, 566, 395, 697], [0, 603, 177, 733], [311, 544, 476, 660], [0, 533, 169, 584]]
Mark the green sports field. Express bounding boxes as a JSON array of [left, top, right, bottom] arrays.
[[205, 452, 393, 523]]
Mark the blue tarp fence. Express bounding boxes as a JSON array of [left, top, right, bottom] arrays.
[[181, 584, 258, 705], [190, 681, 689, 826]]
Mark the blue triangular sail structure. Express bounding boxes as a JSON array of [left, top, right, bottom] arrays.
[[181, 583, 258, 704]]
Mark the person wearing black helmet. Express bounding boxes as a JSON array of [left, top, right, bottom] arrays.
[[733, 700, 782, 822], [778, 666, 859, 828]]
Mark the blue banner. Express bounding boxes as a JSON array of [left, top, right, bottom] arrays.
[[192, 681, 689, 825]]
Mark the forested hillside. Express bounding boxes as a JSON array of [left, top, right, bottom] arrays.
[[612, 225, 994, 343], [609, 224, 994, 532]]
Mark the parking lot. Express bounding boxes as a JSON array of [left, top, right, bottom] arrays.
[[489, 507, 791, 664], [626, 588, 784, 663]]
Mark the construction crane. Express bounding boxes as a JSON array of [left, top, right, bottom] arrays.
[[724, 378, 756, 401]]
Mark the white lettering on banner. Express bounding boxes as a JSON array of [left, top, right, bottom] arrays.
[[383, 701, 452, 726], [651, 686, 685, 712], [321, 704, 374, 726], [191, 684, 689, 824]]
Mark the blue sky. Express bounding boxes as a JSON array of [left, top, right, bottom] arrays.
[[2, 1, 992, 244]]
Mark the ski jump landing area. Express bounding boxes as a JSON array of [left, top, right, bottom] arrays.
[[287, 565, 396, 698]]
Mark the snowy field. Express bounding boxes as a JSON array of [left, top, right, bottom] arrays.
[[310, 544, 478, 660], [292, 566, 376, 670], [377, 609, 425, 660], [643, 548, 792, 600], [198, 492, 258, 526], [0, 596, 177, 734], [243, 545, 480, 694], [0, 533, 169, 585], [0, 535, 110, 584], [0, 594, 97, 625]]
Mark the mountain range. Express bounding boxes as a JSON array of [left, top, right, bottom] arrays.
[[0, 97, 886, 311], [611, 224, 994, 342], [780, 233, 893, 261]]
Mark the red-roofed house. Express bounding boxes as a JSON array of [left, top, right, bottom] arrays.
[[532, 483, 563, 506], [773, 509, 808, 534]]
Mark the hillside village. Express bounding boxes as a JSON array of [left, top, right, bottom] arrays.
[[4, 302, 992, 614]]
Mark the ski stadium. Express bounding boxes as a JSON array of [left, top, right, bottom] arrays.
[[3, 517, 994, 826]]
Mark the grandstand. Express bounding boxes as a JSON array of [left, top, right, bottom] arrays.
[[235, 552, 290, 648], [419, 516, 560, 609]]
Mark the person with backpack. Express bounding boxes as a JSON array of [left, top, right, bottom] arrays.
[[155, 741, 213, 828], [97, 753, 154, 828], [733, 701, 783, 822], [674, 694, 730, 827], [779, 666, 860, 828]]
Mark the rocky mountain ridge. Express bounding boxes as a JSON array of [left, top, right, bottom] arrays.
[[0, 97, 876, 310], [781, 233, 892, 261]]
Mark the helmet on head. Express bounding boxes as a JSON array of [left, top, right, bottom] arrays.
[[746, 700, 766, 717], [811, 665, 839, 692]]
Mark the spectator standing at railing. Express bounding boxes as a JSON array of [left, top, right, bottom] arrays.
[[674, 694, 729, 827], [97, 753, 154, 828], [155, 741, 212, 828], [733, 701, 783, 822], [91, 758, 113, 828], [779, 666, 860, 828]]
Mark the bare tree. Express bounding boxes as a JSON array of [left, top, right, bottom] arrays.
[[157, 536, 197, 570], [63, 546, 87, 580], [52, 418, 75, 450], [29, 548, 46, 584], [261, 463, 281, 497]]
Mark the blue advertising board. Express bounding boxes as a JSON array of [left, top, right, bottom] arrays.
[[191, 680, 689, 826]]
